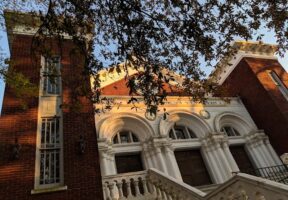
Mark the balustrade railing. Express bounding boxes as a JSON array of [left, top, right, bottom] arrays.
[[205, 173, 288, 200], [242, 164, 288, 185], [102, 170, 154, 200], [102, 168, 288, 200]]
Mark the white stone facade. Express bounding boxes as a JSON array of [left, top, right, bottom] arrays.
[[95, 96, 282, 185]]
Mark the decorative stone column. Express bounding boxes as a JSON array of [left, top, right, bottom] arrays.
[[142, 142, 154, 169], [145, 140, 158, 169], [150, 136, 170, 174], [216, 142, 233, 176], [97, 138, 116, 175], [163, 143, 182, 180], [222, 142, 240, 173], [245, 142, 262, 168], [154, 147, 168, 174], [266, 140, 283, 165], [201, 144, 223, 183], [98, 138, 111, 176], [245, 130, 281, 168], [99, 151, 109, 176], [201, 133, 233, 183], [107, 150, 117, 175]]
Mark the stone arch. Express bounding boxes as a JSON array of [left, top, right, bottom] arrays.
[[214, 112, 256, 135], [97, 113, 155, 142], [159, 110, 212, 138]]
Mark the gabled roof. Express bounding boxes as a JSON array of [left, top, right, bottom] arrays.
[[100, 76, 182, 96], [211, 41, 278, 85], [92, 62, 184, 96]]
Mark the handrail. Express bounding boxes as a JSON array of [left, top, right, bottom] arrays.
[[148, 168, 206, 199], [205, 173, 288, 200], [101, 169, 288, 200], [241, 164, 288, 185]]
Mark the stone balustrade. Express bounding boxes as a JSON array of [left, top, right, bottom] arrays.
[[206, 173, 288, 200], [102, 169, 288, 200], [102, 170, 155, 200], [148, 168, 205, 200]]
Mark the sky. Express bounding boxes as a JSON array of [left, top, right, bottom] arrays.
[[0, 27, 288, 113]]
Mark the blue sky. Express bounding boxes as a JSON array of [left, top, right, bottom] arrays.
[[0, 28, 288, 113]]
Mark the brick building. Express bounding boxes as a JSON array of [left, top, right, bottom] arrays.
[[214, 41, 288, 156], [0, 12, 288, 200], [0, 11, 103, 200]]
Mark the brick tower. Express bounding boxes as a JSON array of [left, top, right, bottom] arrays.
[[215, 41, 288, 156], [0, 11, 103, 200]]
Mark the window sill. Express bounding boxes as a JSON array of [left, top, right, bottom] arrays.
[[31, 185, 67, 195], [40, 94, 62, 97]]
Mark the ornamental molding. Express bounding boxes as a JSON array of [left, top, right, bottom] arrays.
[[95, 96, 240, 107], [159, 110, 212, 138], [201, 132, 229, 150], [245, 130, 268, 145], [213, 111, 256, 134], [212, 41, 278, 85]]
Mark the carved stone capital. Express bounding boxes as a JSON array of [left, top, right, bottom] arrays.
[[245, 130, 268, 145], [201, 132, 228, 148]]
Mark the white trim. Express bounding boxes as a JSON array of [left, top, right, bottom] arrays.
[[33, 55, 64, 191], [97, 113, 155, 141], [159, 110, 212, 137], [31, 185, 67, 195], [217, 53, 277, 85], [214, 111, 257, 134], [10, 25, 72, 39], [40, 56, 62, 96], [267, 70, 288, 101]]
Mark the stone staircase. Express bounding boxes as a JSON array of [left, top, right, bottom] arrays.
[[102, 168, 288, 200]]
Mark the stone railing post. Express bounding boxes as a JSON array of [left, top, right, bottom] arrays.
[[116, 182, 123, 198]]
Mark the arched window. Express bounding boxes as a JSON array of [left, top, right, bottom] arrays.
[[113, 131, 139, 144], [221, 126, 240, 136], [169, 125, 197, 140]]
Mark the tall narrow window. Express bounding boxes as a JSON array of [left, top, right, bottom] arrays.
[[42, 57, 61, 95], [267, 70, 288, 101], [39, 117, 61, 185], [33, 56, 64, 193]]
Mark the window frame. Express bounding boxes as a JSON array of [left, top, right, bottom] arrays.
[[267, 70, 288, 101], [169, 125, 197, 140], [39, 117, 61, 185], [221, 126, 241, 137], [34, 115, 64, 190], [112, 131, 140, 144], [41, 56, 62, 96]]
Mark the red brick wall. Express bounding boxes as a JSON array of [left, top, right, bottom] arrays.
[[222, 57, 288, 155], [0, 35, 103, 200], [101, 75, 182, 95]]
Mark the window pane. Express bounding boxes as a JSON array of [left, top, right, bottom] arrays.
[[43, 57, 60, 95], [223, 126, 234, 136], [40, 149, 60, 185], [41, 118, 60, 148], [232, 127, 240, 136], [174, 126, 186, 139], [43, 76, 60, 94], [113, 131, 139, 143], [132, 134, 139, 142], [268, 71, 288, 101], [115, 154, 144, 174], [169, 129, 176, 139], [113, 134, 119, 144], [175, 150, 212, 186], [120, 132, 130, 143], [188, 129, 197, 138], [222, 126, 240, 136]]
